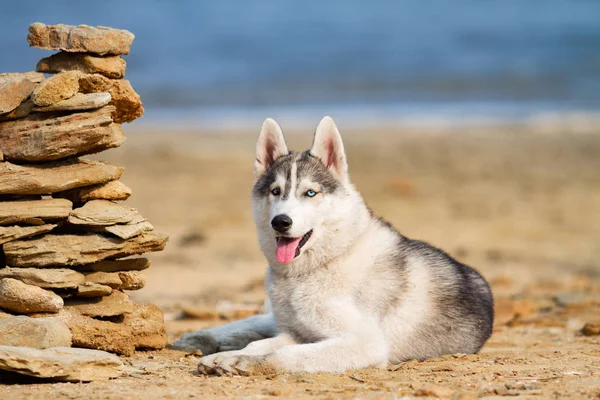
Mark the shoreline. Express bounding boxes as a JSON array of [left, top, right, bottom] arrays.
[[127, 105, 600, 134]]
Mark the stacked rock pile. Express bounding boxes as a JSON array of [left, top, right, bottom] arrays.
[[0, 23, 168, 368]]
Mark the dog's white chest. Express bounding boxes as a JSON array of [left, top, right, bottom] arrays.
[[268, 276, 336, 342]]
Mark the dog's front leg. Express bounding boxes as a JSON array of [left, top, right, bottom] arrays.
[[271, 334, 388, 373], [173, 313, 277, 355], [207, 333, 388, 376], [198, 333, 296, 375]]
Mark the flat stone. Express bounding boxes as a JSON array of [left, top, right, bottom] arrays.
[[0, 78, 35, 114], [0, 107, 124, 163], [0, 199, 71, 225], [2, 108, 123, 163], [0, 159, 124, 195], [33, 308, 135, 355], [31, 71, 80, 107], [0, 72, 45, 84], [0, 278, 63, 313], [0, 200, 69, 229], [64, 290, 133, 317], [122, 304, 168, 350], [0, 99, 34, 121], [77, 282, 112, 297], [105, 220, 154, 239], [33, 92, 111, 112], [79, 74, 143, 123], [88, 258, 150, 273], [37, 52, 127, 79], [0, 267, 84, 289], [117, 271, 145, 290], [0, 316, 71, 349], [68, 200, 141, 226], [35, 305, 167, 355], [0, 345, 123, 381], [54, 180, 132, 203], [0, 224, 57, 244], [68, 201, 152, 239], [76, 215, 154, 240], [28, 22, 135, 56], [4, 232, 167, 268], [83, 271, 122, 289]]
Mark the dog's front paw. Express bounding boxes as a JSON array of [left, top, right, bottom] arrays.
[[173, 328, 270, 356], [197, 353, 221, 375], [198, 354, 278, 376], [173, 330, 220, 355]]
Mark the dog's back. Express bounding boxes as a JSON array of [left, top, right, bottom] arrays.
[[386, 233, 493, 361]]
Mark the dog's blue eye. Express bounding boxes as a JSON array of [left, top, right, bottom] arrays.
[[306, 190, 317, 197], [271, 188, 281, 196]]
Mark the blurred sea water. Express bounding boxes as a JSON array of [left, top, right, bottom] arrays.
[[1, 0, 599, 127]]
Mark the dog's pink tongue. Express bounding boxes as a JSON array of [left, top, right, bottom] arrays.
[[276, 237, 302, 263]]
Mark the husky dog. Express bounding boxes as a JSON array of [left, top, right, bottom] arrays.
[[178, 117, 494, 375]]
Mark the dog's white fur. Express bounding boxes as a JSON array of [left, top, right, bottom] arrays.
[[177, 117, 493, 376]]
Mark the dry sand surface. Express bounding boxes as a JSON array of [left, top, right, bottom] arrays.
[[1, 122, 599, 399]]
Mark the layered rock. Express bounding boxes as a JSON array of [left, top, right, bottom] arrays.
[[117, 271, 146, 290], [0, 22, 168, 369], [0, 77, 35, 113], [3, 232, 167, 267], [79, 73, 143, 123], [0, 199, 71, 225], [104, 219, 154, 239], [37, 52, 127, 79], [122, 304, 168, 350], [83, 271, 123, 289], [0, 345, 123, 381], [0, 267, 85, 289], [44, 308, 136, 355], [0, 106, 124, 163], [54, 180, 132, 203], [28, 22, 135, 55], [77, 282, 113, 297], [33, 92, 111, 112], [0, 224, 57, 243], [31, 305, 167, 356], [30, 70, 81, 107], [68, 199, 142, 225], [0, 159, 124, 195], [80, 270, 146, 291], [64, 290, 134, 318], [0, 316, 72, 349], [0, 99, 34, 121], [0, 278, 64, 314], [87, 258, 150, 273], [0, 71, 45, 84]]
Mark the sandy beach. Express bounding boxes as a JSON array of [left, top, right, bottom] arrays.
[[1, 120, 599, 398]]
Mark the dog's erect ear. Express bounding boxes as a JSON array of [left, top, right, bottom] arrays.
[[310, 116, 348, 182], [255, 118, 289, 177]]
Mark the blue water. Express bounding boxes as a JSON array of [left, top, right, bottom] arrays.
[[1, 0, 599, 124]]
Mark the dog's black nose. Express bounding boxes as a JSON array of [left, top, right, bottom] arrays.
[[271, 214, 292, 233]]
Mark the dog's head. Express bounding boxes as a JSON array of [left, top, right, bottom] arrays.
[[251, 117, 370, 272]]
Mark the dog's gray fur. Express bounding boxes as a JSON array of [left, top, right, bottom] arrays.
[[176, 117, 494, 375]]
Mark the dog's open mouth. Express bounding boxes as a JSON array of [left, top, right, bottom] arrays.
[[275, 230, 313, 263]]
